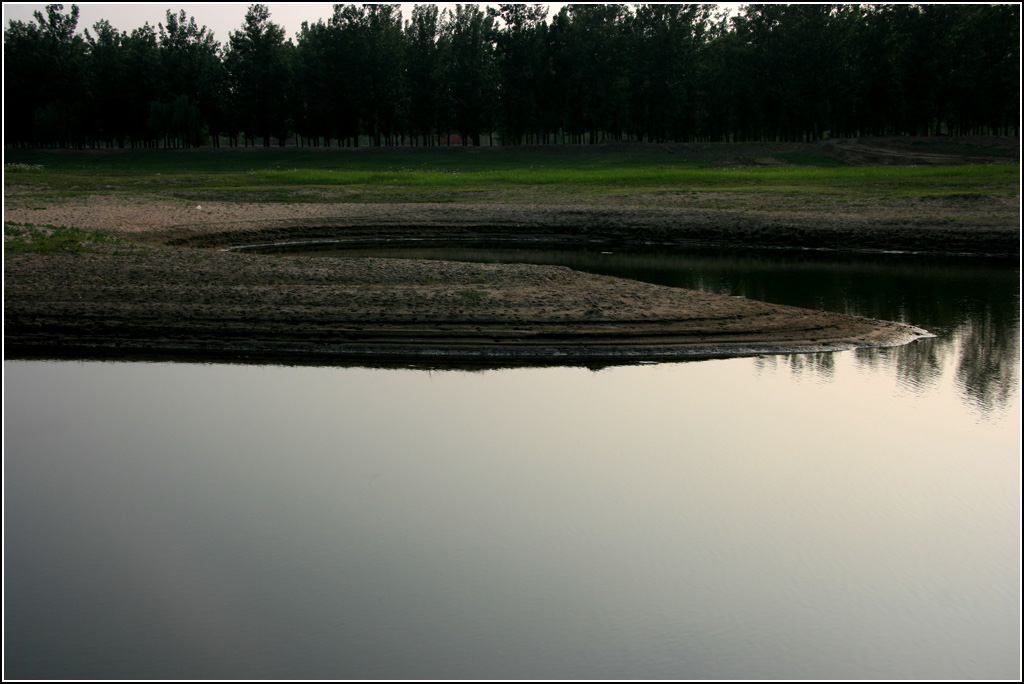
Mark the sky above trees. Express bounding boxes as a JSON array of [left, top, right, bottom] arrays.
[[2, 4, 748, 43], [3, 4, 334, 42], [1, 3, 565, 42]]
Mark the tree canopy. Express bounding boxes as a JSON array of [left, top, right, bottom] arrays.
[[4, 3, 1019, 148]]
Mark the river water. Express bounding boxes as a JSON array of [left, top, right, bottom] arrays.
[[4, 247, 1020, 679]]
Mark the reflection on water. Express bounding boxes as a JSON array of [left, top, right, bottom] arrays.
[[763, 333, 1015, 417], [954, 309, 1021, 411], [5, 244, 1019, 679], [4, 353, 1020, 679], [261, 242, 1020, 414]]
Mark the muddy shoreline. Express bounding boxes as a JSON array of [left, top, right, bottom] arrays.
[[8, 196, 1020, 257], [4, 199, 942, 364], [4, 246, 929, 364], [5, 140, 1016, 364]]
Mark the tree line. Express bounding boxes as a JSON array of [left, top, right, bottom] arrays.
[[4, 3, 1019, 149]]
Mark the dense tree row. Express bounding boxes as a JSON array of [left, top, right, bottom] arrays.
[[4, 3, 1019, 149]]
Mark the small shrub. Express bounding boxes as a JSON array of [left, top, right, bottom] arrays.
[[458, 289, 486, 301]]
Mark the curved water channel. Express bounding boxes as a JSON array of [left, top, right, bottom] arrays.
[[4, 244, 1020, 679]]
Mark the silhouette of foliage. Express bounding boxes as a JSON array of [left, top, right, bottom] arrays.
[[4, 3, 1019, 148]]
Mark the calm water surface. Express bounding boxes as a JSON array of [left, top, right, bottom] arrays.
[[4, 248, 1020, 679]]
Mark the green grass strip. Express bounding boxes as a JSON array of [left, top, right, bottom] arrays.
[[4, 222, 124, 254]]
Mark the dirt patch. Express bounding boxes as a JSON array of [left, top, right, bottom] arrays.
[[7, 136, 1016, 364], [820, 136, 1020, 166], [4, 244, 928, 364], [5, 194, 1019, 257]]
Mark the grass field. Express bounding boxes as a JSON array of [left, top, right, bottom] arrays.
[[4, 145, 1019, 206]]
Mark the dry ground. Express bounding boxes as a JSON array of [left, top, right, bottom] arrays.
[[6, 137, 1015, 364]]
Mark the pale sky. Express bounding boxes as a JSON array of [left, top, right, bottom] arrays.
[[3, 4, 378, 43], [3, 3, 739, 44], [1, 3, 563, 43]]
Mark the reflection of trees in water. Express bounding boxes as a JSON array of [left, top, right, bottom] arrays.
[[764, 312, 1019, 415], [731, 253, 1019, 414], [893, 337, 948, 394], [854, 336, 949, 395], [954, 309, 1020, 413], [786, 351, 836, 379], [322, 245, 1020, 411], [753, 351, 837, 380], [658, 250, 1018, 411], [853, 311, 1019, 413]]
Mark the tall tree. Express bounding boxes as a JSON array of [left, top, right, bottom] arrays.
[[362, 4, 407, 146], [439, 4, 496, 145], [158, 9, 225, 146], [294, 19, 336, 145], [329, 4, 370, 146], [225, 4, 291, 146], [4, 4, 90, 146], [629, 3, 712, 142], [549, 4, 631, 144], [491, 4, 548, 144], [405, 4, 443, 145], [83, 19, 129, 146]]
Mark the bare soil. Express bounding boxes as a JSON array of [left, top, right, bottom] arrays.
[[5, 137, 1015, 364], [4, 243, 931, 364], [6, 189, 1019, 255]]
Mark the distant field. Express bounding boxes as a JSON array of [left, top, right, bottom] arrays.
[[4, 143, 1019, 206]]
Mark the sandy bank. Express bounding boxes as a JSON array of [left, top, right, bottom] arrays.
[[4, 242, 929, 364], [5, 194, 1019, 257]]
